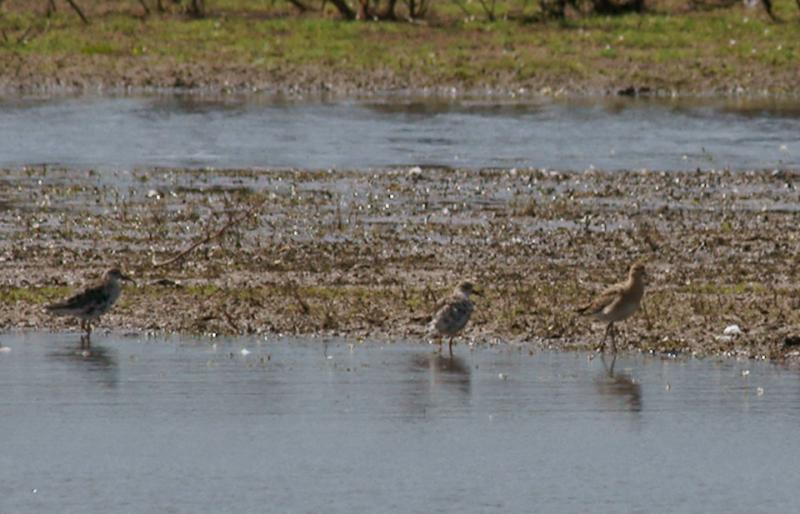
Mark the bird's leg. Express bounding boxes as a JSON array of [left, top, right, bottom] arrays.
[[610, 323, 617, 354], [448, 338, 453, 357], [600, 352, 617, 376], [85, 321, 92, 347], [79, 320, 86, 348], [600, 323, 611, 352]]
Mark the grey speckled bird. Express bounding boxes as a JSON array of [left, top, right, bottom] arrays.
[[430, 281, 482, 355], [576, 262, 646, 353], [46, 268, 135, 345]]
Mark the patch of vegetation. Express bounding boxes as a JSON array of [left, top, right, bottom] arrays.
[[0, 286, 70, 304], [0, 0, 798, 93]]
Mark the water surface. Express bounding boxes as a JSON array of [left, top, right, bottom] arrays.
[[0, 95, 798, 171], [1, 333, 799, 513]]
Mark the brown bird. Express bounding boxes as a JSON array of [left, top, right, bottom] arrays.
[[46, 268, 135, 345], [430, 281, 482, 355], [576, 262, 646, 353]]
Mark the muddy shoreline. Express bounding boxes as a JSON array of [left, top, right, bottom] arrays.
[[2, 57, 799, 99], [2, 31, 799, 99], [1, 166, 799, 358]]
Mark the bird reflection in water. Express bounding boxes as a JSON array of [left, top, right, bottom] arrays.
[[594, 354, 642, 412], [48, 340, 119, 389], [401, 353, 471, 418]]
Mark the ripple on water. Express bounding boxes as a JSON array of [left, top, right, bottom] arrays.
[[0, 96, 799, 172]]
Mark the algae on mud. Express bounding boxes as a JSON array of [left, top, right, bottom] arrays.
[[0, 165, 798, 359]]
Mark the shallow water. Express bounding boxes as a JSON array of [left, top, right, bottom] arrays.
[[2, 333, 800, 513], [0, 95, 798, 171]]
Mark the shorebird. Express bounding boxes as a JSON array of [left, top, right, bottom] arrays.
[[45, 268, 135, 345], [576, 262, 646, 353], [430, 281, 482, 355]]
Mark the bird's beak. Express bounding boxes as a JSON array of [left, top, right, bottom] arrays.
[[121, 274, 136, 285], [473, 289, 484, 297]]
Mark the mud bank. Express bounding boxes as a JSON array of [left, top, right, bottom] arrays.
[[1, 166, 799, 358]]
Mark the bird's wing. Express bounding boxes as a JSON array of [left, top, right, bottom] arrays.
[[46, 282, 110, 312], [576, 284, 623, 315], [431, 295, 473, 330], [411, 296, 450, 324], [431, 296, 454, 319]]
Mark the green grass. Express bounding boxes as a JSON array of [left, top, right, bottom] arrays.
[[0, 286, 69, 304], [1, 0, 799, 92]]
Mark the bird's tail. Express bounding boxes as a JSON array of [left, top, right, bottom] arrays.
[[44, 303, 71, 316]]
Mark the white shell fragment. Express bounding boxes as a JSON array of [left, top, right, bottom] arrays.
[[723, 325, 743, 336]]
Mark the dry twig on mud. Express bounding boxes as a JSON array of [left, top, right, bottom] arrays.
[[65, 0, 90, 24], [152, 199, 264, 269], [220, 305, 239, 333]]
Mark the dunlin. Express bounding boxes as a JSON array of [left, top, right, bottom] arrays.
[[576, 262, 646, 352], [46, 268, 135, 344], [430, 281, 482, 355]]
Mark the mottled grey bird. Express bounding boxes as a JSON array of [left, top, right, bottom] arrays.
[[430, 281, 482, 355], [576, 262, 646, 353], [46, 268, 135, 344]]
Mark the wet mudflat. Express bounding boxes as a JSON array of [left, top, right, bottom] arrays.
[[1, 333, 799, 513], [2, 164, 799, 358], [0, 95, 798, 171]]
